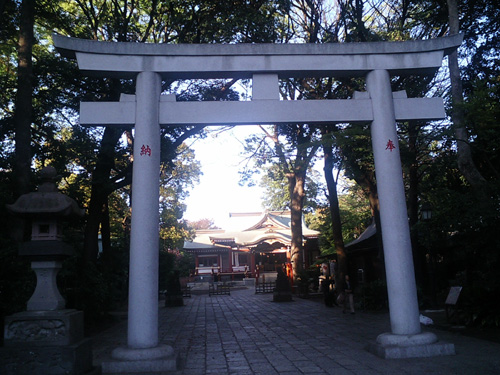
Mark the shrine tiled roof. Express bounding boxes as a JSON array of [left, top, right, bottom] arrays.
[[212, 229, 292, 247], [183, 211, 319, 251]]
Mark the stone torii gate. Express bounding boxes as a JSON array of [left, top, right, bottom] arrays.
[[53, 33, 461, 371]]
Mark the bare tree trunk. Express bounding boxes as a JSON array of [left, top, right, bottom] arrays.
[[355, 0, 366, 41], [447, 0, 486, 187], [14, 0, 34, 196], [12, 0, 35, 242], [288, 172, 306, 280], [322, 137, 347, 291], [364, 182, 384, 268], [83, 126, 123, 264], [407, 121, 425, 287], [262, 124, 318, 282], [346, 162, 384, 262]]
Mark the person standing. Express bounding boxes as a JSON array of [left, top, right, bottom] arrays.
[[343, 274, 355, 314]]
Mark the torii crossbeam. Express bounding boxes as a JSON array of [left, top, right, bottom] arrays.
[[53, 33, 461, 372]]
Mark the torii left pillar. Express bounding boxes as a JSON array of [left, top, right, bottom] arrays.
[[102, 72, 177, 373]]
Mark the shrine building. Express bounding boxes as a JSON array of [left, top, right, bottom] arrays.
[[183, 211, 320, 279]]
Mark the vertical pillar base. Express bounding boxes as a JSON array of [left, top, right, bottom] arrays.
[[101, 344, 178, 373], [367, 332, 455, 359]]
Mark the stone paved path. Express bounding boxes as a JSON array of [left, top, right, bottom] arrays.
[[92, 288, 500, 374]]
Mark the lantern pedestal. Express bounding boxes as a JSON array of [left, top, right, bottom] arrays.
[[1, 309, 98, 374], [19, 240, 74, 311]]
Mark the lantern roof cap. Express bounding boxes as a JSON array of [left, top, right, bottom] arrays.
[[7, 167, 85, 218]]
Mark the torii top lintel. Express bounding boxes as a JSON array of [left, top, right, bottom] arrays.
[[53, 33, 463, 80]]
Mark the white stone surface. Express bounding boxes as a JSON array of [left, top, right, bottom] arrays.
[[367, 340, 456, 359], [102, 358, 177, 373], [27, 261, 66, 311], [4, 309, 84, 346], [111, 344, 174, 361], [367, 69, 421, 336], [80, 97, 445, 126], [53, 33, 463, 79], [377, 332, 437, 347], [127, 71, 162, 349], [252, 74, 279, 100]]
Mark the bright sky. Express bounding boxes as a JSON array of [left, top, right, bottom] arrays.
[[183, 125, 265, 228]]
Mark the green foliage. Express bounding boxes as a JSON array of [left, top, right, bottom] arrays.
[[0, 171, 35, 319], [305, 208, 331, 253], [463, 286, 500, 328], [159, 219, 192, 252], [57, 239, 130, 322], [260, 164, 289, 210], [463, 79, 500, 181], [417, 164, 500, 325], [259, 164, 324, 212], [307, 179, 371, 256], [159, 249, 194, 291], [338, 181, 373, 242], [0, 240, 35, 317], [159, 143, 200, 249], [458, 0, 500, 84], [60, 258, 112, 320], [296, 268, 320, 296]]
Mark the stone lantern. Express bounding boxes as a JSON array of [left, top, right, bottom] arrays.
[[6, 166, 84, 311], [0, 166, 97, 375]]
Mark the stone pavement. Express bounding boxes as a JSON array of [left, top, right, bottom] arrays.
[[92, 288, 500, 375]]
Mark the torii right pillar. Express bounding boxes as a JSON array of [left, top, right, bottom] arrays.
[[366, 69, 455, 358]]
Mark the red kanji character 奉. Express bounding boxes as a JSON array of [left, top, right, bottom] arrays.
[[140, 144, 152, 156], [386, 139, 396, 152]]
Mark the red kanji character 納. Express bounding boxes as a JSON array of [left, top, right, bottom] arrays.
[[140, 144, 152, 156]]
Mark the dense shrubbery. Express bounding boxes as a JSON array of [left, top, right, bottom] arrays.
[[357, 280, 388, 311], [159, 249, 194, 292], [0, 239, 35, 317], [457, 286, 500, 327]]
